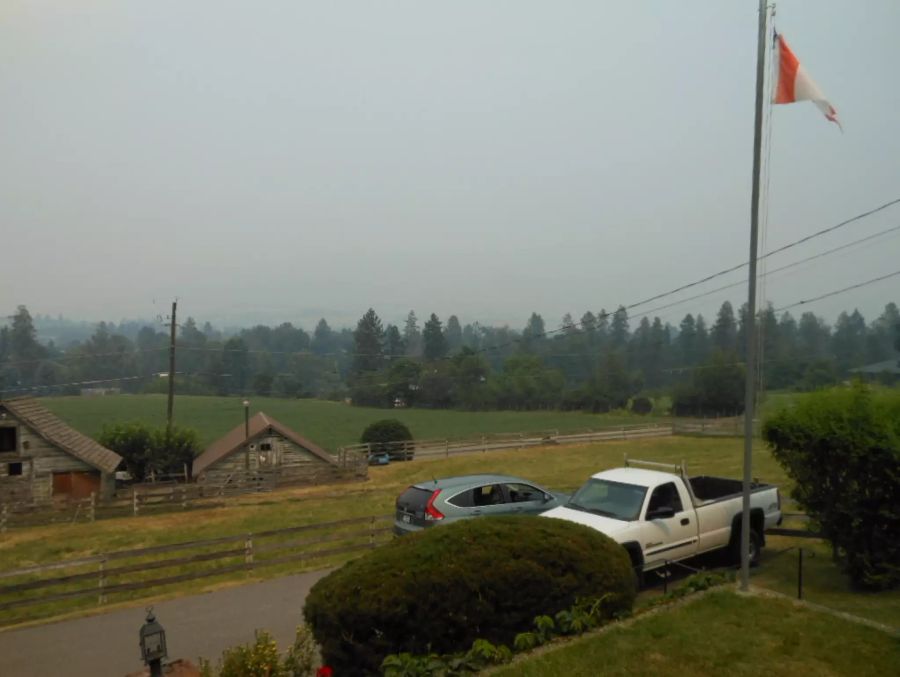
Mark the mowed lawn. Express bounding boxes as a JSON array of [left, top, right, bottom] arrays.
[[41, 394, 667, 450], [492, 590, 900, 677], [0, 438, 779, 590]]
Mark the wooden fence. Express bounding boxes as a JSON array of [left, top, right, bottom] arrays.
[[339, 424, 674, 460], [0, 464, 366, 532], [0, 513, 393, 626]]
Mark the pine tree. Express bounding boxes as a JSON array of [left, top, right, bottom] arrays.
[[403, 311, 422, 357], [422, 313, 448, 361], [352, 309, 385, 375], [712, 301, 738, 354], [445, 315, 463, 354]]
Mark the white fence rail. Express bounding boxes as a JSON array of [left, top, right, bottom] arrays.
[[340, 424, 674, 460]]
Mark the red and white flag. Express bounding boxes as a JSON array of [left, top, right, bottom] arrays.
[[773, 33, 841, 130]]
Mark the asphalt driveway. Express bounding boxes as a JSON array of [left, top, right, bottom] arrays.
[[0, 569, 330, 677]]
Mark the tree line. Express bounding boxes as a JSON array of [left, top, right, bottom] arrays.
[[1, 301, 897, 416]]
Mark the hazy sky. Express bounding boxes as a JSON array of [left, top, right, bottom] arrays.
[[2, 1, 899, 331]]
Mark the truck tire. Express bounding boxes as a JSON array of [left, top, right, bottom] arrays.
[[729, 528, 762, 567], [621, 542, 645, 589]]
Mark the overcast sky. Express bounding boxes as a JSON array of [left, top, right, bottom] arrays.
[[2, 1, 898, 331]]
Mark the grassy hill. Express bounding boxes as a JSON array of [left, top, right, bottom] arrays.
[[40, 394, 665, 450], [492, 589, 899, 676]]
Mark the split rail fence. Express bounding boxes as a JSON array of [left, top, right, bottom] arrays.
[[0, 513, 392, 626], [338, 423, 674, 460]]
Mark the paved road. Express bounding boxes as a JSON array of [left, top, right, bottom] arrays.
[[0, 570, 330, 677]]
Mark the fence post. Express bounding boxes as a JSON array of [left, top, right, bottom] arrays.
[[481, 436, 486, 453], [181, 486, 188, 511], [797, 548, 804, 600], [89, 491, 96, 523], [245, 534, 254, 569], [133, 488, 139, 516], [1, 503, 6, 534], [98, 557, 107, 605], [370, 515, 376, 549]]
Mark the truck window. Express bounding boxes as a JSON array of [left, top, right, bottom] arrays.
[[567, 479, 647, 521], [647, 482, 683, 514]]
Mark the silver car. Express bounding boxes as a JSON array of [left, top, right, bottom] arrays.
[[394, 474, 569, 536]]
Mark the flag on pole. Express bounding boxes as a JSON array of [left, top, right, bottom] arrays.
[[773, 32, 841, 130]]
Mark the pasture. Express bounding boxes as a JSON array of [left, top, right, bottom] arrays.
[[40, 394, 668, 450]]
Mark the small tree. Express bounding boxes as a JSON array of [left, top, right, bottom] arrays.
[[360, 419, 413, 459], [763, 383, 900, 590], [99, 422, 200, 481]]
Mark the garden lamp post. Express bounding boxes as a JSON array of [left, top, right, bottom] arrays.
[[139, 608, 167, 677]]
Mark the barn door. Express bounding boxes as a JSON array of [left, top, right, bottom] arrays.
[[52, 472, 101, 499]]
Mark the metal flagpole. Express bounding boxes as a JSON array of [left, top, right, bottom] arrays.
[[741, 0, 769, 591]]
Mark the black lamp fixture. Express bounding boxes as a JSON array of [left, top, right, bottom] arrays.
[[139, 607, 167, 677]]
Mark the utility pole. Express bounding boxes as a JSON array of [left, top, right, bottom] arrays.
[[741, 0, 768, 592], [166, 301, 177, 431]]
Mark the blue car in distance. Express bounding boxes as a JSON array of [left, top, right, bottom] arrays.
[[394, 474, 569, 536]]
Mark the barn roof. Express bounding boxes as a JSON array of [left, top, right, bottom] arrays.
[[0, 397, 123, 474], [192, 412, 336, 476]]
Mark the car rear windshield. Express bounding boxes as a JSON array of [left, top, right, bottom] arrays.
[[396, 486, 432, 511]]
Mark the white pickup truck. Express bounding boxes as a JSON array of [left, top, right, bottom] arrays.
[[542, 458, 781, 579]]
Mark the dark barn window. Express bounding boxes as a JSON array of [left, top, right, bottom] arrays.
[[0, 427, 16, 453]]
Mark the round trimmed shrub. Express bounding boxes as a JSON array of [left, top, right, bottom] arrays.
[[360, 419, 413, 460], [630, 396, 653, 415], [303, 516, 636, 674]]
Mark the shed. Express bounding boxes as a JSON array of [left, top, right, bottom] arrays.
[[192, 412, 340, 487], [0, 397, 122, 503]]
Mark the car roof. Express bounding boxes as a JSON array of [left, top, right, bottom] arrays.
[[412, 474, 534, 490]]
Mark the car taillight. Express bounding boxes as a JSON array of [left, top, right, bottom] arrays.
[[424, 489, 444, 521]]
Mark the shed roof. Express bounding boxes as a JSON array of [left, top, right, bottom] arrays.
[[192, 412, 336, 476], [0, 397, 123, 473]]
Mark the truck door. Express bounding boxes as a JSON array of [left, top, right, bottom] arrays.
[[641, 481, 699, 570]]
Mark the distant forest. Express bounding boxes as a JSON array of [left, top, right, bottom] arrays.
[[1, 302, 898, 416]]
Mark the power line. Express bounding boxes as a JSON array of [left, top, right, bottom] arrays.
[[774, 269, 900, 313], [626, 196, 900, 311], [629, 222, 900, 321]]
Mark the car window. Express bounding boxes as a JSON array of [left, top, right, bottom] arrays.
[[646, 482, 683, 514], [474, 484, 504, 506], [447, 489, 475, 507], [504, 483, 543, 503]]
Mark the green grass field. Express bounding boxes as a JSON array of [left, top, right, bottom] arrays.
[[0, 436, 782, 626], [1, 434, 897, 634], [492, 590, 900, 677], [40, 394, 666, 450]]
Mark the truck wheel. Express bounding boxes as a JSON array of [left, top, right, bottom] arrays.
[[730, 529, 762, 567], [749, 529, 762, 567]]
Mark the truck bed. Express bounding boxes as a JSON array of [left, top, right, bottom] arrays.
[[689, 475, 773, 504]]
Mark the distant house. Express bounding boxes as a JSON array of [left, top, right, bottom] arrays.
[[848, 352, 900, 383], [192, 412, 360, 487], [0, 397, 122, 503]]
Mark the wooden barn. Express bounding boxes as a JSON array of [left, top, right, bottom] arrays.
[[192, 412, 358, 487], [0, 397, 122, 503]]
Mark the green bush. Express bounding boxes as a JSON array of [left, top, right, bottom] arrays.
[[303, 516, 636, 674], [360, 419, 414, 459], [630, 396, 653, 415], [763, 383, 900, 590], [198, 625, 319, 677], [98, 422, 200, 481]]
